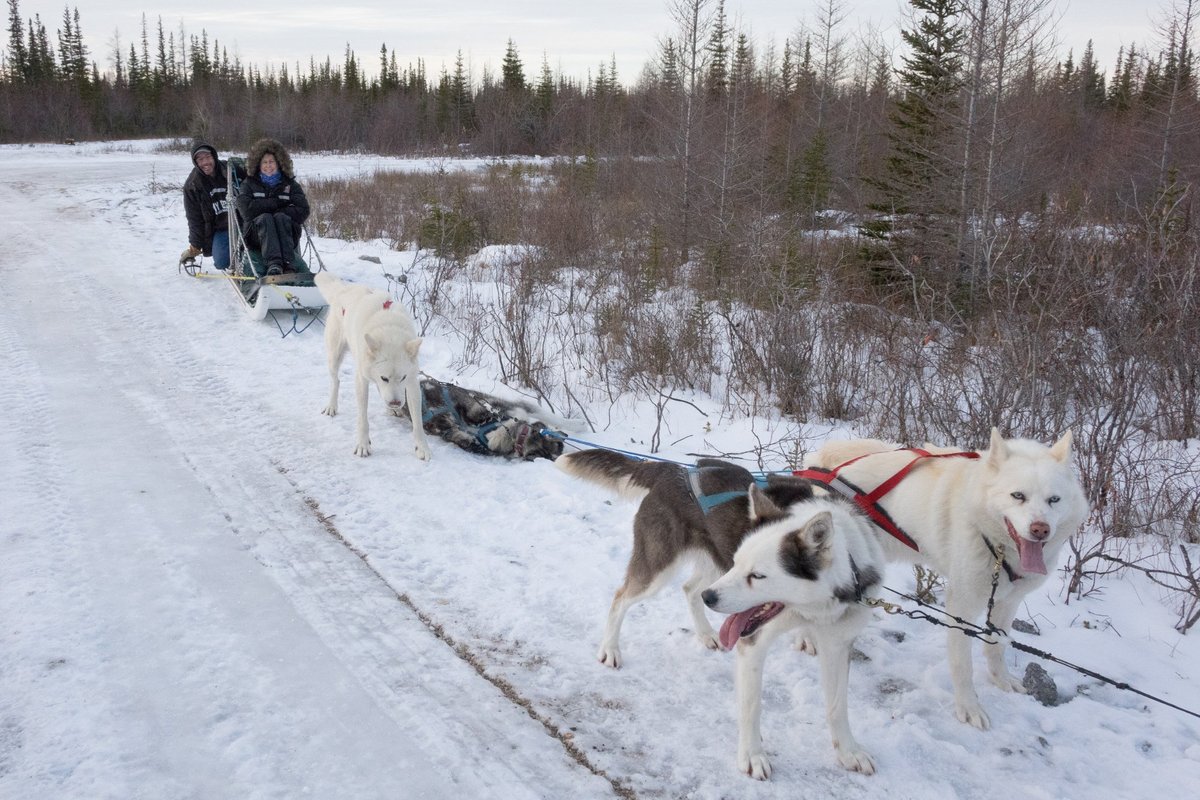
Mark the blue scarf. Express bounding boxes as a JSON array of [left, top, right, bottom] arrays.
[[260, 170, 282, 187]]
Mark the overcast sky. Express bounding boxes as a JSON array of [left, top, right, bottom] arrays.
[[15, 1, 1162, 83]]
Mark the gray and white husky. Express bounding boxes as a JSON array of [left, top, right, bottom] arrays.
[[417, 377, 580, 461], [702, 487, 885, 779], [556, 450, 816, 668], [560, 449, 886, 779]]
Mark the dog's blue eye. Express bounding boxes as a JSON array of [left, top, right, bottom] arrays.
[[1011, 492, 1026, 502], [1048, 495, 1060, 504], [749, 573, 766, 581]]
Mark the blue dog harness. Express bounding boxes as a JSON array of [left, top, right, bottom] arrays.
[[421, 382, 550, 457], [686, 466, 771, 514], [421, 384, 506, 449]]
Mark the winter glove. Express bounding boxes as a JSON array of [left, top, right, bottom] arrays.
[[180, 245, 202, 263]]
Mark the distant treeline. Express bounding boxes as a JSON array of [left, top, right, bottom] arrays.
[[3, 0, 1198, 305]]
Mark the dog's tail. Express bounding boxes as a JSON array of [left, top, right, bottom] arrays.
[[557, 449, 677, 501]]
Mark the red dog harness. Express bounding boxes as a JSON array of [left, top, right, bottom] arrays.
[[793, 448, 980, 551], [343, 299, 393, 315]]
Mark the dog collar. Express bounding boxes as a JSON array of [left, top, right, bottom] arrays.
[[981, 535, 1021, 582]]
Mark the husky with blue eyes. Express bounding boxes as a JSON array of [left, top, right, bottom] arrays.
[[804, 429, 1088, 730]]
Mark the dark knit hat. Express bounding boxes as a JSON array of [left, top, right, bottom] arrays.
[[191, 141, 218, 166]]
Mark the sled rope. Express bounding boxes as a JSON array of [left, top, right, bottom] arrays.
[[549, 434, 796, 475], [552, 434, 691, 465], [863, 582, 1200, 721]]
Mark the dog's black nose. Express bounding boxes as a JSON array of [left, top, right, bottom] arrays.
[[701, 588, 719, 608]]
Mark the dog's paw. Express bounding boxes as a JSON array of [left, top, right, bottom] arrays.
[[322, 405, 337, 417], [697, 630, 721, 651], [738, 751, 771, 781], [989, 668, 1026, 694], [597, 646, 622, 669], [836, 745, 876, 775], [413, 442, 432, 461], [354, 439, 372, 457], [954, 699, 991, 730]]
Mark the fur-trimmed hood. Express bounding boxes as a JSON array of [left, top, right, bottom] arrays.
[[245, 137, 295, 178]]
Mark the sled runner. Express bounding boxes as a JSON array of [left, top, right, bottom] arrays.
[[225, 156, 327, 333]]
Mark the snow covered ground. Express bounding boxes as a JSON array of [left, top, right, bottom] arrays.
[[1, 139, 1197, 799]]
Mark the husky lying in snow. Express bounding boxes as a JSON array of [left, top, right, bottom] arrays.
[[804, 429, 1088, 729], [702, 487, 885, 779], [416, 377, 580, 461], [556, 450, 816, 669], [316, 272, 431, 459]]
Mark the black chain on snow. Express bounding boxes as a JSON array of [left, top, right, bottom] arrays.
[[861, 555, 1200, 721]]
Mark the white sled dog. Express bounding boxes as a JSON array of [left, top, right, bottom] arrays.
[[804, 429, 1087, 729], [702, 487, 885, 780], [315, 272, 431, 460]]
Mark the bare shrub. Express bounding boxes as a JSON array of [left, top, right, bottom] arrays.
[[309, 160, 1200, 622]]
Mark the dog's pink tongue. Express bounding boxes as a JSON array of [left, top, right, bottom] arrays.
[[719, 611, 756, 650], [1018, 538, 1047, 574]]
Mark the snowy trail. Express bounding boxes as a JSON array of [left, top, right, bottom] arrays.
[[0, 149, 616, 799]]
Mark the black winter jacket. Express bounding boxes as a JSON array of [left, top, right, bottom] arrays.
[[236, 173, 310, 237], [183, 161, 230, 254]]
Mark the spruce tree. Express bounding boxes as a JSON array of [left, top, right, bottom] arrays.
[[501, 39, 524, 93], [704, 0, 728, 96], [6, 0, 27, 82], [863, 0, 965, 284]]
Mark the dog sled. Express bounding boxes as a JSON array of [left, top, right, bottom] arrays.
[[180, 155, 328, 335], [223, 156, 327, 333]]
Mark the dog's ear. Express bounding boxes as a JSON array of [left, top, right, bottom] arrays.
[[799, 510, 833, 552], [748, 483, 786, 523], [364, 332, 379, 356], [405, 337, 423, 359], [780, 511, 833, 579], [1050, 429, 1073, 463], [986, 427, 1008, 468]]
